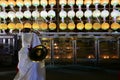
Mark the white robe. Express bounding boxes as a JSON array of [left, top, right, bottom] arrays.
[[14, 33, 46, 80]]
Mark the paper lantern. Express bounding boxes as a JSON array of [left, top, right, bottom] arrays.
[[40, 10, 48, 18], [32, 10, 40, 19], [76, 10, 83, 18], [16, 0, 24, 7], [68, 22, 75, 30], [8, 23, 15, 29], [111, 22, 120, 30], [84, 0, 92, 5], [59, 23, 67, 30], [24, 0, 31, 7], [8, 0, 16, 6], [111, 0, 119, 6], [15, 23, 24, 29], [24, 10, 31, 19], [32, 0, 39, 6], [59, 0, 67, 6], [8, 11, 16, 19], [49, 23, 56, 30], [101, 23, 109, 30], [16, 11, 24, 19], [93, 23, 101, 30], [0, 23, 7, 30], [59, 10, 67, 18], [93, 10, 101, 17], [48, 10, 56, 18], [101, 10, 109, 18], [101, 0, 109, 5], [84, 10, 92, 18], [40, 23, 48, 30], [68, 0, 75, 6], [76, 0, 83, 6], [24, 23, 32, 28], [32, 23, 39, 30], [49, 0, 56, 6], [85, 23, 92, 30], [0, 0, 8, 7], [93, 0, 100, 5], [0, 12, 7, 19], [68, 10, 75, 18], [76, 23, 84, 30], [40, 0, 47, 7], [111, 10, 119, 18]]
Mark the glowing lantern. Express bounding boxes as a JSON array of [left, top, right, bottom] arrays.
[[32, 0, 39, 7], [0, 11, 7, 19], [24, 23, 32, 28], [101, 0, 109, 5], [59, 23, 67, 30], [111, 0, 119, 6], [0, 23, 7, 30], [93, 10, 101, 18], [49, 23, 56, 30], [32, 10, 40, 19], [8, 0, 16, 6], [15, 23, 24, 29], [93, 0, 100, 4], [111, 22, 120, 30], [24, 0, 31, 7], [68, 0, 75, 6], [111, 10, 119, 18], [93, 23, 101, 30], [40, 0, 47, 7], [40, 23, 48, 30], [68, 10, 75, 19], [59, 0, 67, 6], [76, 23, 84, 30], [40, 10, 48, 19], [48, 10, 56, 18], [16, 11, 24, 19], [0, 0, 8, 8], [8, 11, 16, 22], [76, 10, 83, 19], [16, 0, 24, 7], [68, 22, 75, 30], [59, 10, 67, 18], [84, 10, 92, 18], [24, 10, 31, 19], [7, 23, 15, 29], [32, 23, 39, 30], [101, 23, 109, 30], [76, 0, 83, 6], [85, 23, 92, 30], [84, 0, 92, 5], [49, 0, 56, 6]]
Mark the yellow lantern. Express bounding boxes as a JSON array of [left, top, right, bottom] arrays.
[[85, 23, 92, 30], [24, 0, 31, 7], [40, 22, 48, 31], [76, 23, 84, 30], [101, 22, 109, 30], [49, 0, 56, 6], [49, 23, 56, 30], [93, 23, 101, 30], [16, 0, 24, 7], [93, 0, 100, 4], [68, 22, 75, 30], [0, 0, 8, 7], [76, 0, 83, 6], [32, 0, 39, 6], [59, 23, 67, 30], [8, 0, 16, 6], [68, 0, 75, 6], [0, 23, 7, 30], [32, 23, 39, 30], [111, 22, 120, 30], [40, 0, 47, 7], [8, 23, 16, 29], [101, 0, 109, 5], [24, 23, 32, 28], [111, 0, 119, 6], [84, 0, 92, 5], [15, 23, 24, 29], [59, 0, 67, 6]]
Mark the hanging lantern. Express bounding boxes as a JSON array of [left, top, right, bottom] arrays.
[[76, 0, 83, 6], [40, 10, 48, 19], [32, 0, 39, 7], [59, 0, 67, 6], [59, 23, 67, 30], [16, 0, 24, 7], [84, 0, 92, 5], [68, 10, 75, 19], [111, 0, 119, 6], [68, 0, 75, 6], [24, 23, 32, 28], [93, 0, 100, 5], [8, 0, 16, 6], [76, 23, 84, 30], [59, 10, 67, 18], [24, 0, 31, 7], [49, 0, 56, 6], [93, 23, 101, 30], [40, 0, 47, 7], [111, 10, 119, 18], [0, 0, 8, 8], [111, 22, 120, 30], [68, 22, 75, 30], [7, 23, 15, 29], [101, 22, 109, 30], [48, 10, 56, 18], [101, 10, 109, 18], [32, 10, 40, 19], [15, 23, 24, 29], [84, 10, 92, 18], [0, 11, 8, 19], [76, 10, 83, 19], [85, 23, 92, 30], [16, 11, 24, 19], [49, 23, 56, 30], [8, 11, 16, 22], [93, 10, 101, 18], [0, 23, 7, 30], [32, 23, 39, 30], [24, 10, 31, 19], [101, 0, 109, 5], [40, 23, 48, 31]]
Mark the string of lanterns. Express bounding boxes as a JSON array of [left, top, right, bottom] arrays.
[[0, 0, 120, 32]]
